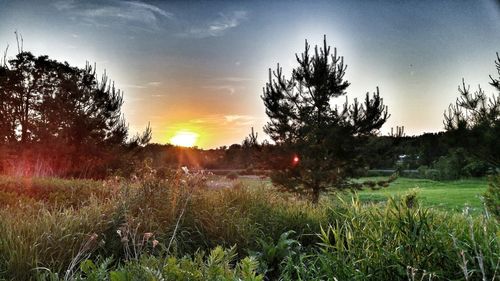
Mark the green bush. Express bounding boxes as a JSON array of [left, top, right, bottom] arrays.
[[433, 149, 467, 180], [433, 149, 490, 180], [226, 171, 239, 180], [463, 160, 491, 177], [38, 247, 263, 281], [416, 165, 434, 179]]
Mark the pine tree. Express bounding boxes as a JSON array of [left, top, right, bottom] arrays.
[[443, 53, 500, 167], [261, 36, 389, 203]]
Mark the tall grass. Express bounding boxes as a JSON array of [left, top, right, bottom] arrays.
[[280, 196, 499, 280], [0, 174, 497, 280]]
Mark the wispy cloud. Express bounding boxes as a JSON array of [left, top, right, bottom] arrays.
[[121, 81, 162, 89], [224, 115, 256, 126], [121, 84, 147, 89], [203, 85, 237, 95], [181, 11, 247, 38], [54, 0, 173, 31], [54, 0, 76, 10], [202, 77, 249, 95], [188, 114, 259, 127], [215, 76, 252, 82], [147, 81, 161, 87]]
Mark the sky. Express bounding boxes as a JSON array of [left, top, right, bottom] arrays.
[[0, 0, 499, 148]]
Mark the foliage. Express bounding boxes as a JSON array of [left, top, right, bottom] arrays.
[[283, 195, 499, 281], [261, 36, 389, 202], [433, 148, 491, 180], [39, 248, 263, 281], [484, 173, 500, 220], [0, 174, 325, 280], [226, 171, 239, 180], [433, 148, 469, 180], [0, 174, 498, 280], [250, 230, 301, 279], [0, 50, 151, 177], [443, 52, 500, 168]]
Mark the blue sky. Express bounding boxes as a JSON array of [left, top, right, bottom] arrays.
[[1, 0, 499, 148]]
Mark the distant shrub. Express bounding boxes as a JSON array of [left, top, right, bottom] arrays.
[[362, 180, 376, 188], [353, 167, 368, 177], [433, 149, 467, 180], [226, 171, 239, 180], [417, 165, 439, 180], [244, 166, 254, 175], [365, 170, 394, 177], [433, 148, 490, 180], [463, 160, 490, 177], [417, 165, 428, 178]]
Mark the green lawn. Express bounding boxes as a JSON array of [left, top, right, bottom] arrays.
[[240, 176, 489, 214], [355, 177, 488, 213]]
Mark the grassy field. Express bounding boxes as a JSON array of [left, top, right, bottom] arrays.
[[356, 177, 488, 213], [0, 174, 497, 280], [241, 176, 489, 214]]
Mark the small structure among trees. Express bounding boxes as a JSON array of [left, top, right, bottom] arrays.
[[261, 36, 389, 203]]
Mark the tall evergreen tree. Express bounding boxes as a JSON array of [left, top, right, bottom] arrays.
[[261, 36, 389, 202], [443, 53, 500, 167]]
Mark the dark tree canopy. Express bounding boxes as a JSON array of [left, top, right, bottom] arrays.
[[261, 36, 389, 202], [0, 51, 151, 177], [443, 53, 500, 167]]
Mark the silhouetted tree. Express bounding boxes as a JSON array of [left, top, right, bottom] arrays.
[[444, 53, 500, 167], [0, 50, 150, 177], [261, 36, 389, 203], [241, 127, 262, 169], [242, 127, 259, 148]]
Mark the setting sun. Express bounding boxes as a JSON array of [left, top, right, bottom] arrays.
[[170, 131, 198, 147]]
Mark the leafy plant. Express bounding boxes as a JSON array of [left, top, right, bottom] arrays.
[[251, 230, 301, 278]]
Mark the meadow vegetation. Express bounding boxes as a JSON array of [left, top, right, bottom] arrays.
[[0, 37, 498, 281], [0, 172, 497, 280], [356, 177, 489, 213]]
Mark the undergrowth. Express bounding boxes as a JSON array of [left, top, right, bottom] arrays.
[[0, 173, 497, 280]]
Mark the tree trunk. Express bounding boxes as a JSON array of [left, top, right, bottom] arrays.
[[21, 91, 30, 143], [311, 187, 320, 204]]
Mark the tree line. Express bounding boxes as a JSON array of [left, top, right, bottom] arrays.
[[0, 37, 498, 197], [0, 48, 150, 177]]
